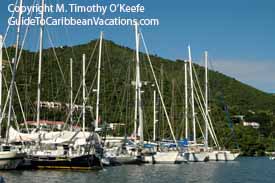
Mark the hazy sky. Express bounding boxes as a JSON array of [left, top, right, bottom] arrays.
[[1, 0, 275, 93]]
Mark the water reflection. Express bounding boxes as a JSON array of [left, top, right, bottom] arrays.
[[0, 158, 274, 183]]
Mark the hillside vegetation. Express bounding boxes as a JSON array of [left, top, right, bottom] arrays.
[[2, 39, 275, 156]]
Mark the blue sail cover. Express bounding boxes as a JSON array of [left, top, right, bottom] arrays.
[[178, 139, 188, 147], [144, 143, 156, 148]]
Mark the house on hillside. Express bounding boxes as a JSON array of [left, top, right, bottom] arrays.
[[243, 121, 260, 129]]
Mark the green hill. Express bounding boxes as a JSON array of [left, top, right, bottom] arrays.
[[2, 39, 275, 156]]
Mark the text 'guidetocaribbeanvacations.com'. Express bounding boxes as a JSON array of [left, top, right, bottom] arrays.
[[7, 3, 160, 26]]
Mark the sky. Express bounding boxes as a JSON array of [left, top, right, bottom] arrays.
[[0, 0, 275, 93]]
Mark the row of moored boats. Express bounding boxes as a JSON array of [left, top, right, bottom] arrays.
[[0, 1, 239, 170]]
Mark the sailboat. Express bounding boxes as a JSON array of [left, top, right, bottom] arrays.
[[29, 54, 103, 170], [0, 145, 25, 170], [180, 48, 240, 162], [148, 90, 180, 164], [0, 0, 27, 169], [29, 129, 103, 170], [104, 24, 180, 165], [202, 51, 240, 161], [102, 24, 146, 165], [24, 0, 103, 169], [135, 24, 179, 164], [179, 46, 209, 162]]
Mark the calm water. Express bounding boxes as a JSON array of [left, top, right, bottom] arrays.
[[0, 157, 273, 183]]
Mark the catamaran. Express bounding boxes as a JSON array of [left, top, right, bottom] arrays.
[[183, 49, 239, 161], [202, 51, 240, 161]]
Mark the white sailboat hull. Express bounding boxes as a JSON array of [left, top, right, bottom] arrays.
[[149, 151, 178, 164], [0, 151, 24, 170], [103, 145, 143, 165], [208, 151, 240, 161], [114, 155, 142, 164], [181, 151, 209, 162]]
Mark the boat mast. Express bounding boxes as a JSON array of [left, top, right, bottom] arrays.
[[184, 60, 188, 139], [0, 35, 2, 138], [188, 45, 196, 144], [204, 51, 209, 148], [36, 0, 45, 128], [70, 58, 73, 131], [135, 23, 143, 145], [6, 0, 23, 142], [13, 0, 23, 68], [95, 32, 103, 130], [171, 79, 175, 128], [160, 64, 164, 139], [133, 64, 138, 142], [82, 54, 86, 132], [134, 24, 138, 142], [153, 89, 156, 141]]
